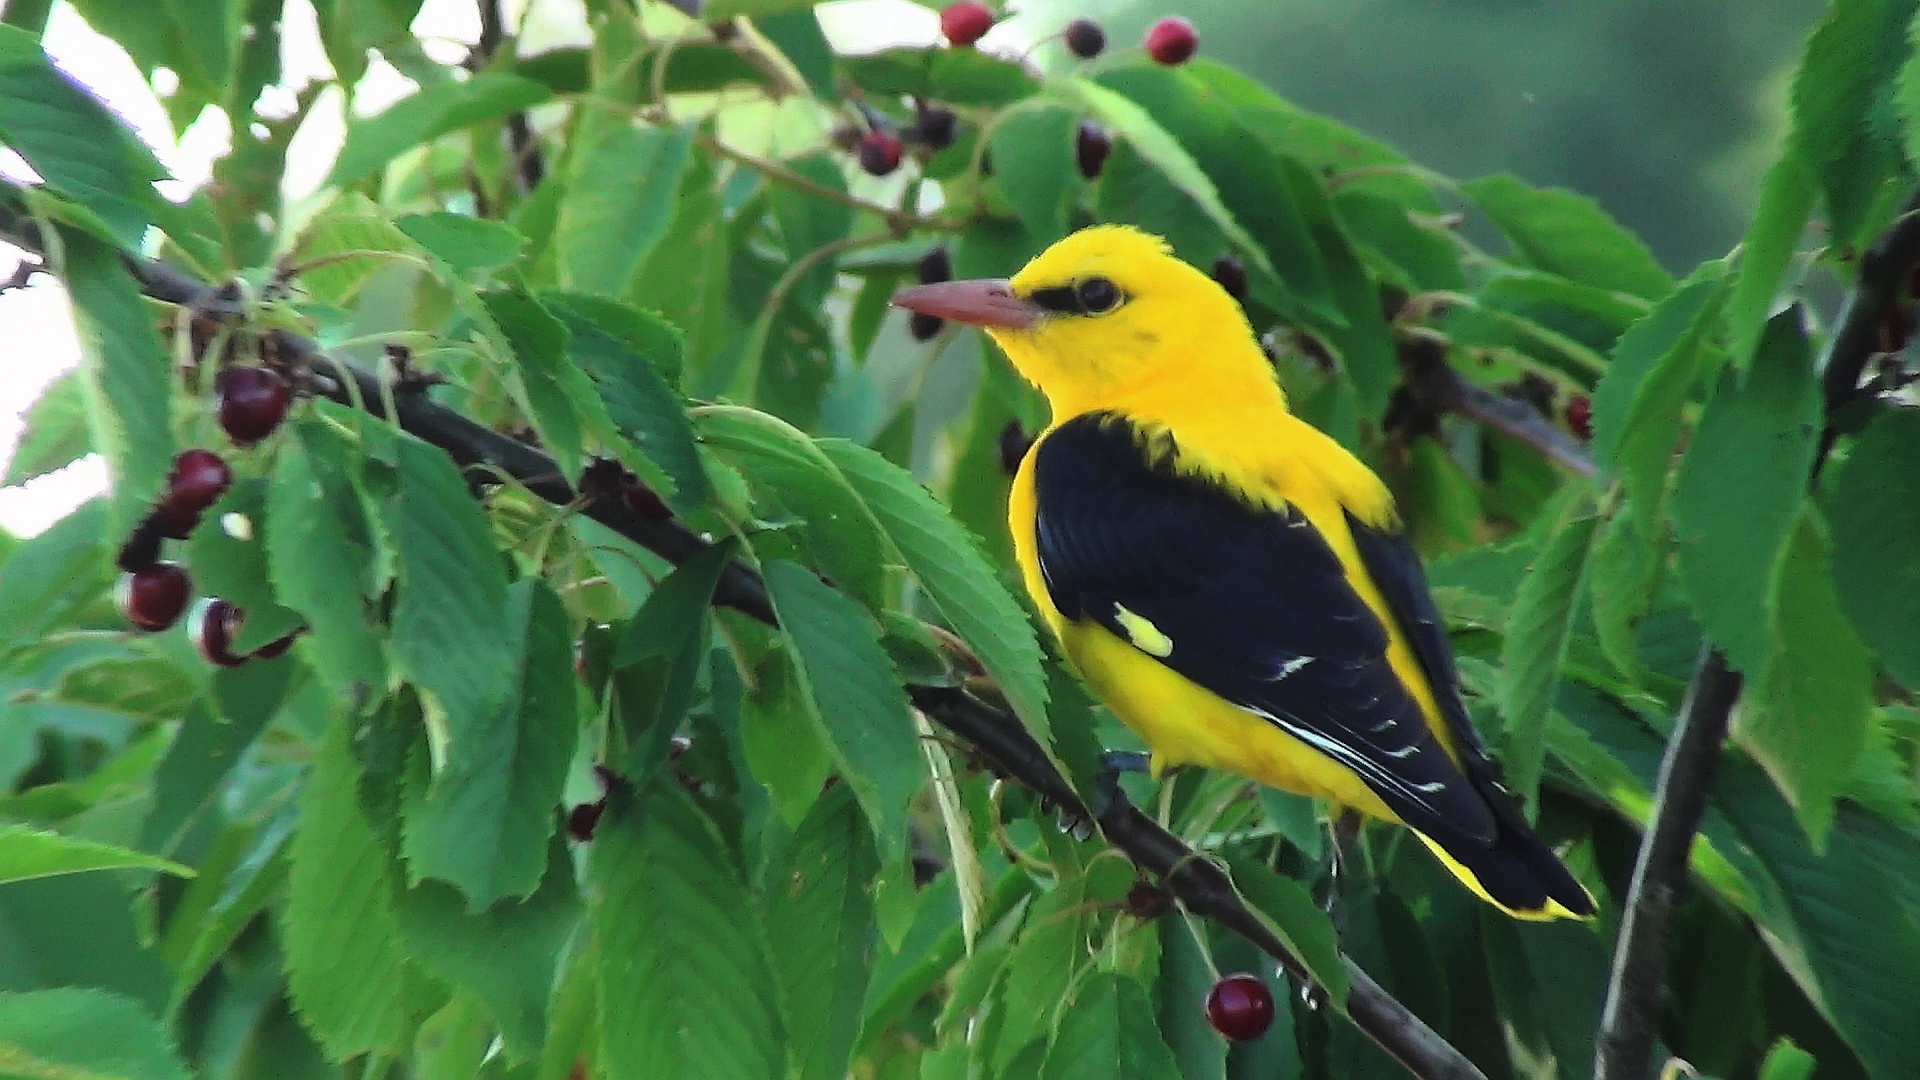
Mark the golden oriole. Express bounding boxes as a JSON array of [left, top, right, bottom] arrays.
[[893, 225, 1594, 920]]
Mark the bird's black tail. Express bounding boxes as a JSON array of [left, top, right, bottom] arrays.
[[1410, 769, 1596, 921]]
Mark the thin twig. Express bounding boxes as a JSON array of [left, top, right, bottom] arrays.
[[1592, 186, 1920, 1080], [0, 191, 1487, 1080], [473, 0, 544, 194], [694, 132, 928, 236]]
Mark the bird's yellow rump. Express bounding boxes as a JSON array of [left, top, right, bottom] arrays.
[[893, 225, 1594, 921]]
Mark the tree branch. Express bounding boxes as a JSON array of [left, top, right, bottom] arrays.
[[472, 0, 544, 195], [0, 196, 1488, 1080], [1592, 186, 1920, 1080]]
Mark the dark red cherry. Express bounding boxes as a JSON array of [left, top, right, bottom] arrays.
[[1145, 17, 1199, 65], [940, 0, 995, 46], [191, 598, 248, 667], [117, 562, 191, 632], [1064, 18, 1106, 58], [858, 131, 904, 176], [1566, 395, 1593, 442], [1076, 122, 1112, 180], [216, 367, 292, 445], [1205, 973, 1275, 1041]]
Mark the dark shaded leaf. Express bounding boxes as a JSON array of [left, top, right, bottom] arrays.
[[1828, 407, 1920, 692]]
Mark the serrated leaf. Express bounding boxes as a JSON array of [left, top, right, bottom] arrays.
[[1828, 408, 1920, 692], [1225, 854, 1350, 1007], [762, 559, 917, 858], [396, 211, 525, 273], [403, 578, 577, 907], [762, 784, 876, 1080], [1587, 269, 1729, 529], [1040, 973, 1182, 1080], [139, 665, 289, 857], [739, 651, 834, 828], [483, 288, 590, 484], [591, 778, 783, 1080], [1499, 513, 1599, 808], [186, 477, 306, 653], [1672, 311, 1818, 676], [58, 229, 174, 532], [1588, 507, 1663, 678], [988, 104, 1079, 239], [3, 371, 89, 487], [1738, 510, 1874, 846], [0, 26, 166, 246], [610, 540, 732, 779], [1462, 173, 1671, 300], [0, 989, 189, 1080], [0, 499, 109, 659], [385, 434, 516, 774], [0, 824, 190, 884], [267, 425, 385, 697], [283, 716, 410, 1060], [397, 838, 581, 1059], [556, 116, 693, 296], [696, 406, 886, 606], [327, 72, 552, 187], [1717, 762, 1920, 1080], [545, 292, 706, 512], [815, 439, 1052, 757], [1724, 153, 1816, 372], [993, 873, 1091, 1071], [1064, 75, 1271, 281], [1790, 0, 1916, 250]]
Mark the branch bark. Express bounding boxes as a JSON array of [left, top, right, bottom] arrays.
[[1592, 187, 1920, 1080], [0, 196, 1488, 1080]]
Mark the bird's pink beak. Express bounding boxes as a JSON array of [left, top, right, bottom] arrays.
[[891, 279, 1041, 330]]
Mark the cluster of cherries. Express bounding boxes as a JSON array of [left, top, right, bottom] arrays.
[[853, 7, 1200, 179], [114, 365, 299, 666]]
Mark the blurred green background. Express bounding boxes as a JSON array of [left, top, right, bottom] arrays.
[[1028, 0, 1827, 271]]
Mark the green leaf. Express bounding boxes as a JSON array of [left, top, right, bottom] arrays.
[[1790, 0, 1915, 251], [0, 989, 188, 1080], [987, 104, 1079, 240], [993, 869, 1092, 1069], [185, 477, 306, 653], [762, 784, 876, 1080], [545, 292, 706, 512], [1738, 511, 1874, 846], [327, 72, 552, 187], [1461, 174, 1672, 300], [1756, 1038, 1817, 1080], [1672, 311, 1818, 676], [1095, 62, 1334, 314], [696, 406, 886, 607], [762, 559, 917, 858], [1717, 763, 1920, 1080], [403, 578, 577, 907], [0, 26, 166, 245], [556, 117, 694, 297], [610, 541, 733, 778], [0, 499, 108, 659], [3, 371, 89, 487], [815, 439, 1052, 759], [1498, 513, 1599, 807], [396, 211, 526, 273], [397, 838, 582, 1059], [1587, 270, 1728, 522], [591, 778, 783, 1080], [1828, 408, 1920, 692], [483, 287, 591, 484], [1040, 973, 1182, 1080], [59, 229, 175, 531], [267, 424, 385, 698], [0, 824, 190, 884], [1064, 75, 1270, 280], [1724, 154, 1816, 372], [283, 715, 411, 1061], [139, 664, 288, 856], [1225, 855, 1350, 1007], [1588, 507, 1664, 678], [384, 433, 517, 777], [739, 651, 834, 828]]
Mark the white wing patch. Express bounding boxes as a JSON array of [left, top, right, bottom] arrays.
[[1113, 604, 1174, 657]]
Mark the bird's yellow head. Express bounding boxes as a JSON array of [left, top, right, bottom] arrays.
[[891, 225, 1271, 416]]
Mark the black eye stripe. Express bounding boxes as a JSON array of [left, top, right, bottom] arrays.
[[1026, 278, 1127, 317]]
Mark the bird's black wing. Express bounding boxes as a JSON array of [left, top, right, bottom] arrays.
[[1032, 413, 1496, 846]]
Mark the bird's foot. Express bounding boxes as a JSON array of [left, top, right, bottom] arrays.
[[1052, 750, 1153, 839]]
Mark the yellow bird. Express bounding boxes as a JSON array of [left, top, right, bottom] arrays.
[[893, 225, 1594, 920]]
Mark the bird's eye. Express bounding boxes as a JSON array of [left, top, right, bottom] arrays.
[[1075, 277, 1122, 314]]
